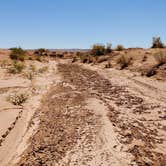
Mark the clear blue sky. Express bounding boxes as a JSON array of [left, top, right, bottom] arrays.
[[0, 0, 165, 49]]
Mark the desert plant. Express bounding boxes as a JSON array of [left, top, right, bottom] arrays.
[[117, 55, 132, 69], [24, 72, 35, 81], [151, 37, 164, 48], [35, 56, 43, 62], [116, 45, 125, 51], [34, 48, 48, 56], [29, 64, 37, 73], [72, 56, 77, 63], [105, 61, 112, 68], [24, 65, 37, 81], [90, 44, 106, 56], [38, 66, 48, 73], [154, 51, 166, 66], [0, 60, 10, 69], [145, 67, 157, 77], [7, 92, 29, 106], [10, 47, 26, 61], [142, 55, 147, 62], [105, 43, 112, 54], [8, 61, 25, 74]]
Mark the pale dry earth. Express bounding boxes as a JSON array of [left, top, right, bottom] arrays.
[[0, 60, 166, 166]]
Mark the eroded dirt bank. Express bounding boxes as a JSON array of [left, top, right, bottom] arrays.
[[16, 63, 166, 166]]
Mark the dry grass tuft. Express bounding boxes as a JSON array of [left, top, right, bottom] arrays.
[[117, 55, 132, 69], [8, 61, 25, 74], [7, 92, 29, 106]]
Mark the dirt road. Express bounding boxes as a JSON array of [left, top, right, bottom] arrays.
[[10, 63, 166, 165]]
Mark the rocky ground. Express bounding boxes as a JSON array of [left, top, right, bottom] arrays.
[[17, 63, 166, 166]]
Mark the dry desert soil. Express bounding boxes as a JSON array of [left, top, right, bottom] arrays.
[[0, 49, 166, 166]]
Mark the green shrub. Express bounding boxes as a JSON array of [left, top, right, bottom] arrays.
[[154, 51, 166, 65], [151, 37, 164, 48], [10, 47, 26, 61], [8, 61, 25, 74]]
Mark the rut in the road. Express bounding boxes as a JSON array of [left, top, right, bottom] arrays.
[[18, 64, 166, 166]]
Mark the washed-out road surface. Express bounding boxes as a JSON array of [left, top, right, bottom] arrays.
[[1, 62, 166, 166]]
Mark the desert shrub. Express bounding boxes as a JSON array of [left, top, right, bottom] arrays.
[[105, 43, 112, 54], [7, 92, 29, 106], [117, 55, 132, 69], [35, 56, 43, 62], [80, 55, 96, 64], [29, 64, 37, 73], [34, 48, 48, 56], [28, 57, 33, 60], [76, 51, 81, 57], [105, 61, 112, 68], [154, 51, 166, 66], [72, 56, 77, 63], [38, 66, 48, 73], [145, 68, 157, 77], [24, 64, 37, 81], [151, 37, 164, 48], [0, 60, 10, 68], [116, 45, 125, 51], [142, 55, 147, 62], [90, 44, 106, 56], [56, 54, 64, 58], [24, 71, 35, 81], [8, 61, 25, 74], [10, 47, 26, 61]]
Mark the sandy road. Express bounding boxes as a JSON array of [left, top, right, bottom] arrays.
[[12, 63, 166, 165]]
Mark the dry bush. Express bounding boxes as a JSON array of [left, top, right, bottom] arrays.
[[8, 61, 25, 74], [115, 45, 125, 51], [81, 55, 96, 64], [154, 51, 166, 66], [38, 66, 48, 74], [105, 43, 112, 54], [35, 56, 43, 62], [151, 37, 164, 48], [0, 60, 11, 69], [34, 48, 48, 56], [105, 61, 112, 68], [71, 56, 77, 63], [142, 55, 147, 62], [145, 68, 157, 77], [90, 44, 106, 56], [7, 92, 29, 106], [29, 64, 37, 73], [24, 64, 37, 80], [10, 47, 26, 61], [24, 71, 35, 81], [117, 55, 132, 69]]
